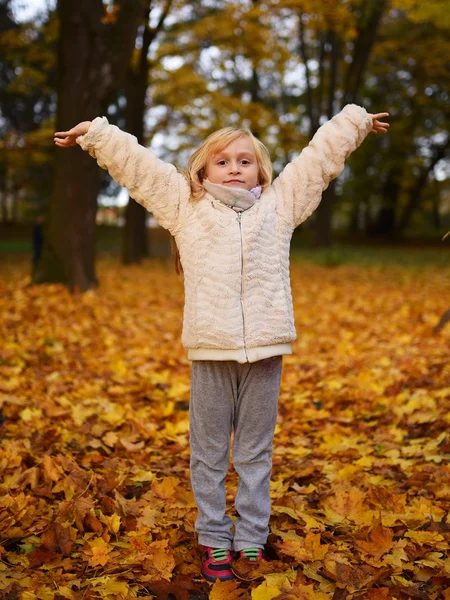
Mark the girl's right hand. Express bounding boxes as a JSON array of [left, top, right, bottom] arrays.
[[54, 121, 92, 147]]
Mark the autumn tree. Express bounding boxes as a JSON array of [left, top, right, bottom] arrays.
[[146, 0, 389, 247], [288, 0, 388, 246], [149, 0, 449, 245], [1, 0, 448, 256], [33, 0, 145, 290], [148, 2, 301, 165], [122, 0, 177, 265], [0, 0, 56, 223], [344, 1, 450, 239]]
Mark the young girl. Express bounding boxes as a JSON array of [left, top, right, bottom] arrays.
[[54, 105, 389, 582]]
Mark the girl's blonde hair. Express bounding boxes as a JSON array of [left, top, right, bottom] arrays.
[[171, 127, 273, 275]]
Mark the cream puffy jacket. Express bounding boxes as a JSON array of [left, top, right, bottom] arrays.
[[77, 104, 373, 363]]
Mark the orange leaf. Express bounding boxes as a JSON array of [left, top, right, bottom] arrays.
[[85, 537, 113, 567], [151, 476, 179, 500], [142, 539, 176, 581], [355, 524, 394, 560], [210, 579, 245, 599]]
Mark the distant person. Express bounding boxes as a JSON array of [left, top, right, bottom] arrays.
[[54, 106, 389, 581], [32, 215, 44, 267]]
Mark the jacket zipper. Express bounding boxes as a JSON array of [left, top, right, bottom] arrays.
[[237, 212, 249, 361]]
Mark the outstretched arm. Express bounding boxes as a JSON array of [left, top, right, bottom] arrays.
[[54, 118, 191, 235], [369, 113, 390, 134], [54, 121, 92, 146], [273, 105, 389, 231]]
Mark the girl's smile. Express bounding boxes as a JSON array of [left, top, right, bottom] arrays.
[[205, 137, 259, 190]]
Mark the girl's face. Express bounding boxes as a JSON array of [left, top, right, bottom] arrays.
[[205, 137, 259, 190]]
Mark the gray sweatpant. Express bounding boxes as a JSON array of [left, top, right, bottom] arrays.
[[189, 356, 283, 551]]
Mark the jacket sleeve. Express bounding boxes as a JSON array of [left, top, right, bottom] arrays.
[[76, 116, 191, 234], [272, 104, 373, 231]]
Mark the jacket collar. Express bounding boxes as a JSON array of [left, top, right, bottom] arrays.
[[202, 180, 261, 212]]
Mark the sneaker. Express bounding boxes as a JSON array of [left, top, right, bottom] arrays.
[[201, 547, 235, 582], [238, 547, 266, 562], [232, 548, 267, 581]]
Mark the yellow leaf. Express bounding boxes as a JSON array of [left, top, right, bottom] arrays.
[[294, 510, 325, 531], [20, 407, 42, 421], [355, 455, 373, 468], [380, 539, 410, 568], [276, 531, 328, 562], [54, 587, 76, 600], [91, 576, 130, 596], [264, 571, 296, 588], [100, 513, 121, 534], [138, 506, 160, 529], [391, 575, 413, 586], [86, 537, 113, 567], [36, 587, 55, 600], [405, 530, 444, 545], [272, 506, 298, 520], [416, 552, 445, 569], [210, 579, 245, 600], [289, 583, 330, 600], [100, 401, 126, 426], [151, 476, 178, 500], [251, 581, 282, 600], [102, 431, 119, 447], [132, 470, 155, 483], [323, 485, 374, 525]]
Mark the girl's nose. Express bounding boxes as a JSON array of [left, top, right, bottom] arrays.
[[229, 162, 240, 173]]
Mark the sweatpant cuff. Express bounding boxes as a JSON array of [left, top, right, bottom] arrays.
[[233, 542, 265, 551], [198, 536, 233, 550]]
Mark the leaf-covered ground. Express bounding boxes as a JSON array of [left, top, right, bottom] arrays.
[[1, 257, 450, 600]]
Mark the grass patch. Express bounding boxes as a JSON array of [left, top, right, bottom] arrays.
[[1, 224, 449, 269], [291, 243, 450, 269]]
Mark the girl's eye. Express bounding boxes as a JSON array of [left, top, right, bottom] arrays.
[[241, 160, 250, 165], [217, 160, 227, 165]]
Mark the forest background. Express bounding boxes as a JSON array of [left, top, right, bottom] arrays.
[[1, 1, 450, 600], [0, 0, 449, 287]]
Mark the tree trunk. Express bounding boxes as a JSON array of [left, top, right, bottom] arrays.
[[431, 187, 441, 230], [314, 181, 336, 247], [11, 180, 19, 223], [298, 13, 319, 134], [33, 0, 144, 290], [122, 0, 174, 264], [396, 139, 450, 236], [313, 27, 339, 248], [434, 309, 450, 334], [122, 31, 150, 264], [311, 0, 387, 247], [0, 192, 7, 223], [348, 202, 360, 234], [368, 167, 400, 238], [342, 0, 387, 105], [313, 1, 387, 247]]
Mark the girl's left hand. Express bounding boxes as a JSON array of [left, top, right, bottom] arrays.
[[369, 112, 390, 134]]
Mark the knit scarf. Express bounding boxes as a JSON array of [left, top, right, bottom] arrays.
[[202, 180, 262, 213]]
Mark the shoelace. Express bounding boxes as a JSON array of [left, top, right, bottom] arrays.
[[240, 547, 261, 560], [210, 548, 231, 562]]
